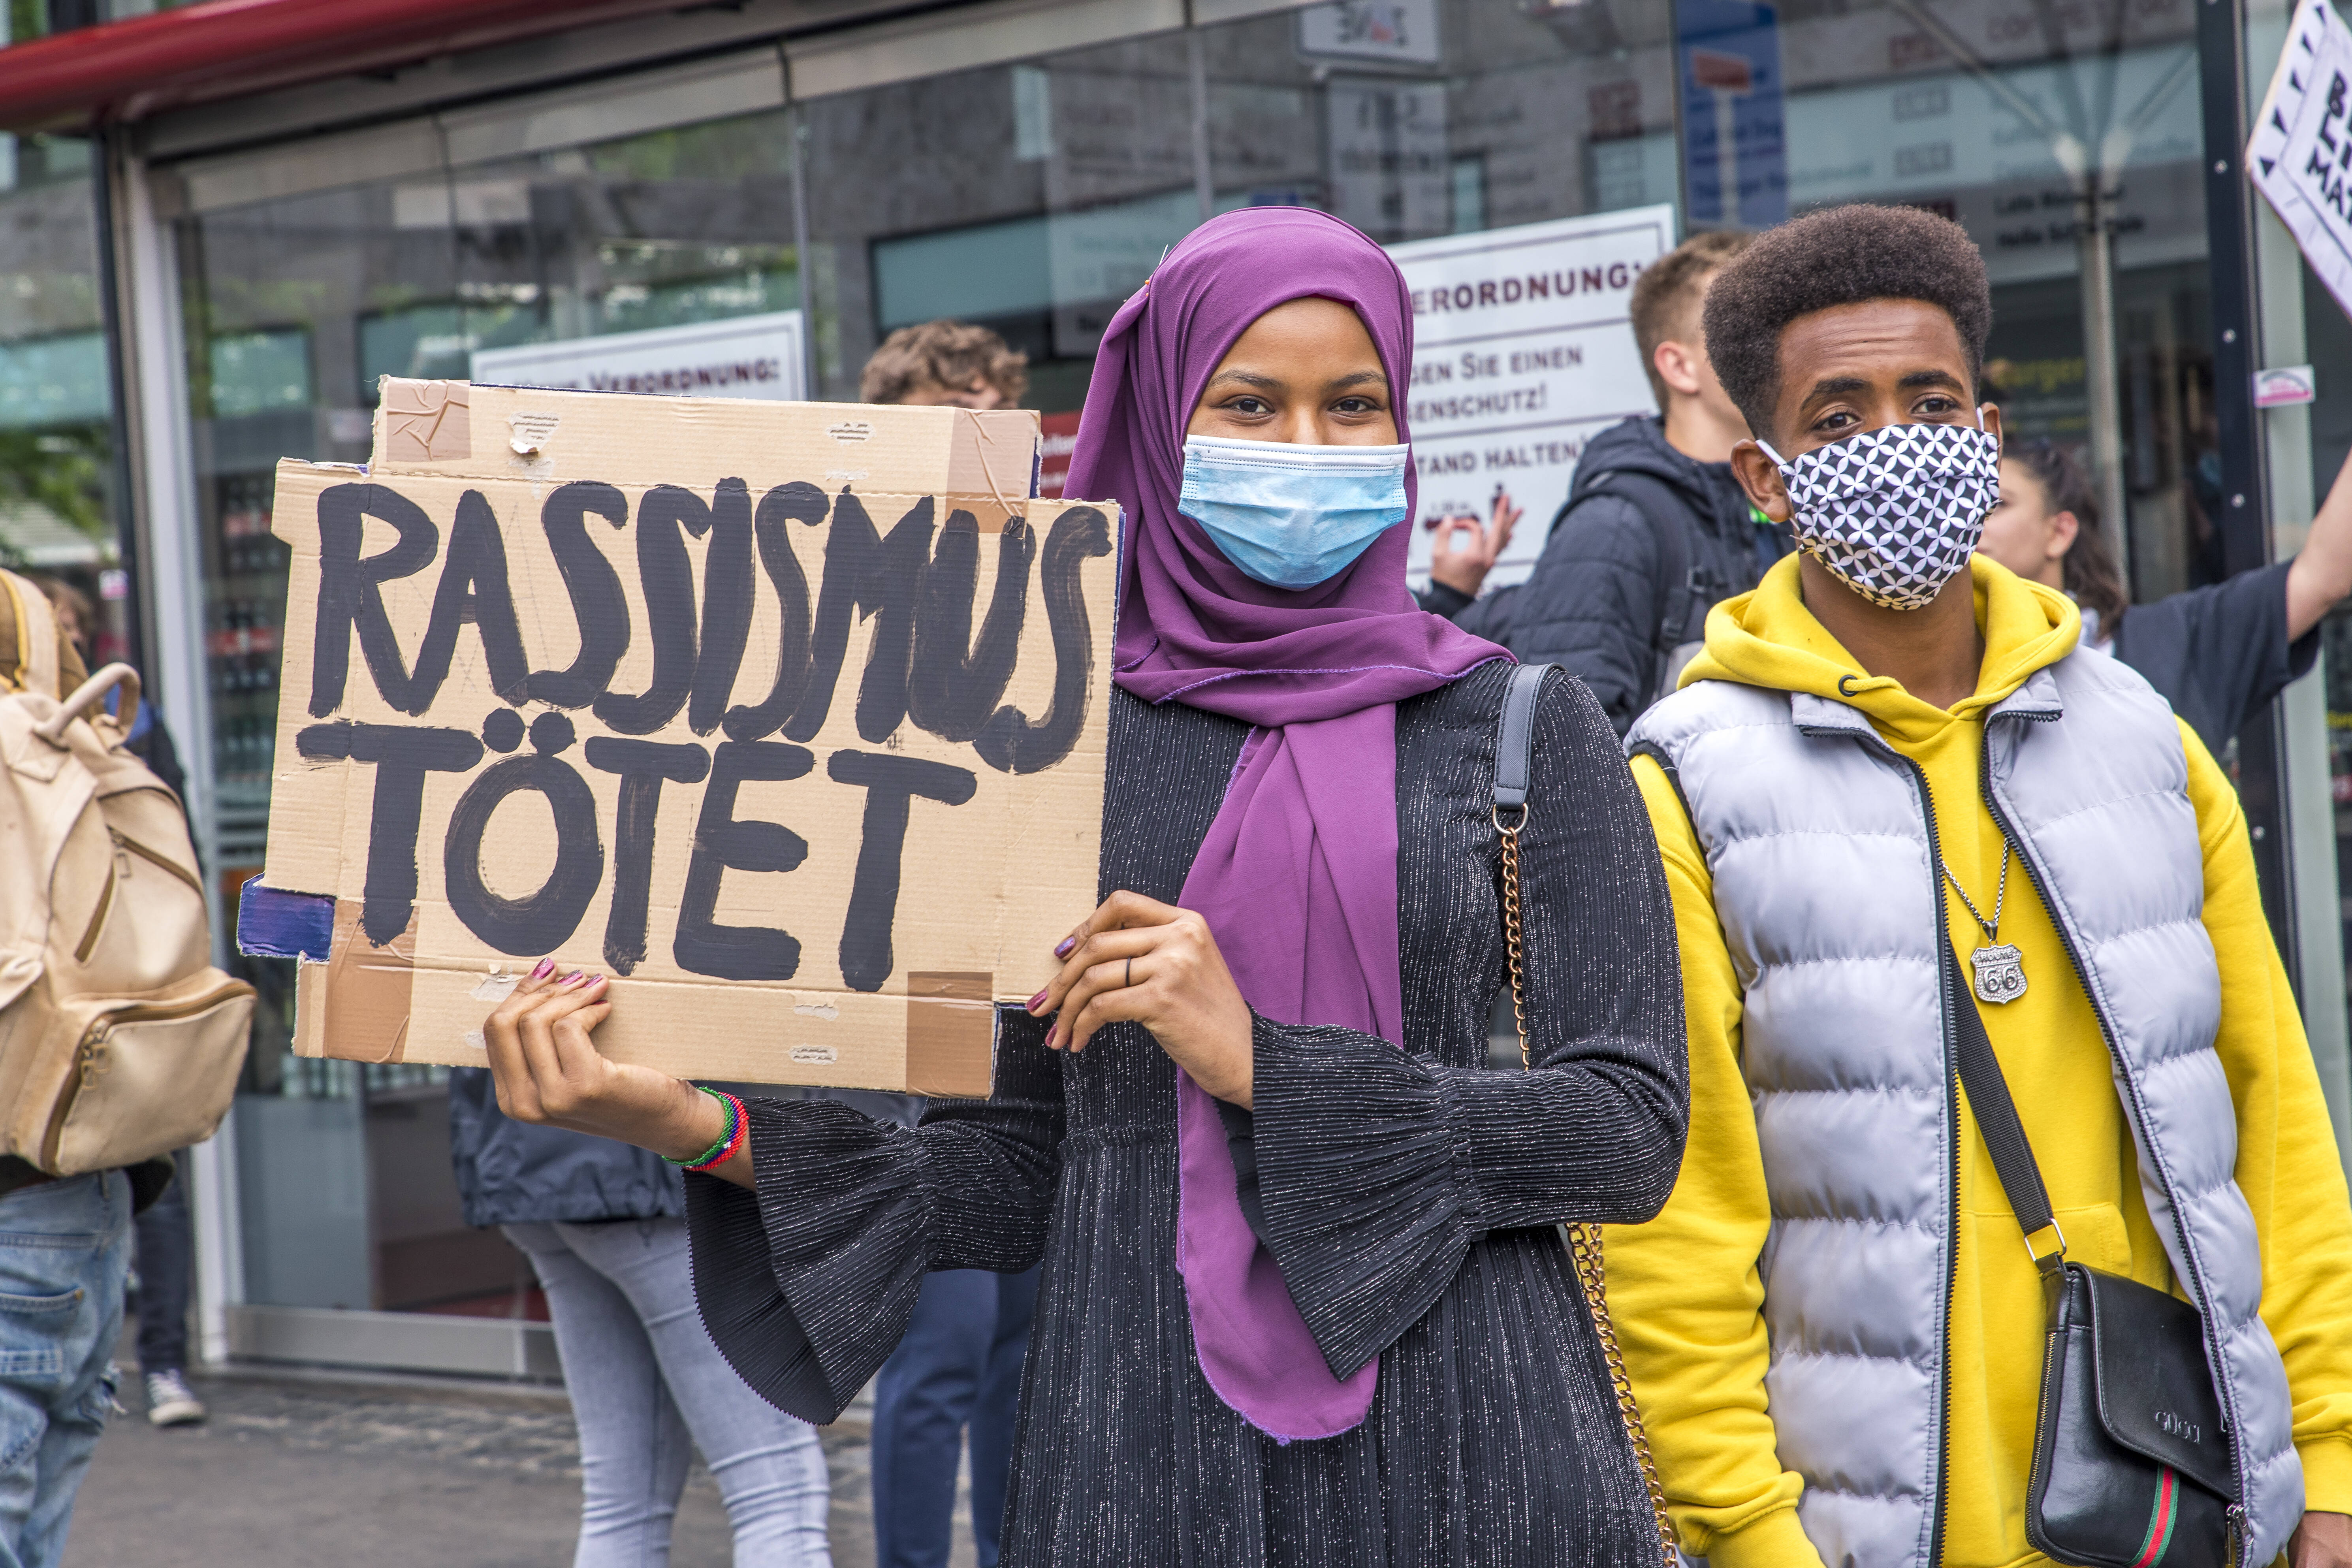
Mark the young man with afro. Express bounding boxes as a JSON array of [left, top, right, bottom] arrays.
[[1604, 203, 2352, 1568]]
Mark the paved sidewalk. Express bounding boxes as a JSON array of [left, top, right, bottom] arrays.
[[56, 1367, 974, 1567]]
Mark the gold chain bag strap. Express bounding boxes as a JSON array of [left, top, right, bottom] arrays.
[[1491, 663, 1678, 1568]]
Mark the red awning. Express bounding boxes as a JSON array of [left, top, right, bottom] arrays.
[[0, 0, 719, 134]]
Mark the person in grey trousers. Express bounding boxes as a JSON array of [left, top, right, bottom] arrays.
[[449, 1066, 831, 1566]]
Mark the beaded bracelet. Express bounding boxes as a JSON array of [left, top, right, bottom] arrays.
[[665, 1087, 746, 1171]]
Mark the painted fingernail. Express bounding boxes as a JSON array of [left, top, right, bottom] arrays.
[[530, 957, 556, 981], [583, 975, 608, 992], [1054, 936, 1076, 959], [561, 971, 585, 986], [1027, 989, 1050, 1012]]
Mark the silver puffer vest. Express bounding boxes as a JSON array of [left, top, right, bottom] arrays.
[[1626, 648, 2301, 1567]]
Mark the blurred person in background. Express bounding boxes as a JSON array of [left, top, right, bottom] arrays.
[[1977, 438, 2352, 755], [850, 318, 1039, 1568], [34, 576, 203, 1431], [34, 578, 185, 801], [0, 576, 179, 1568], [861, 319, 1029, 410], [447, 1064, 832, 1566], [1461, 230, 1792, 735]]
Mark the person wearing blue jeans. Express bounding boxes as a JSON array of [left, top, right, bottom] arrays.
[[504, 1218, 833, 1566], [450, 1067, 830, 1568], [871, 1266, 1039, 1568], [0, 1168, 134, 1568]]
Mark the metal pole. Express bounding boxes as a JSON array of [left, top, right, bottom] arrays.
[[90, 128, 147, 674], [2198, 0, 2295, 960], [2076, 178, 2131, 591], [1188, 27, 1214, 225], [785, 77, 820, 401], [106, 137, 248, 1357]]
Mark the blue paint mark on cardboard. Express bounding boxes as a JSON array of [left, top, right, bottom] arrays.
[[237, 879, 335, 961]]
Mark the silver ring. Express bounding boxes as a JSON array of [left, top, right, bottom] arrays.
[[1126, 957, 1134, 988]]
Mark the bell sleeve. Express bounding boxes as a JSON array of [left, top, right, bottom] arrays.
[[1241, 668, 1690, 1382], [686, 1005, 1065, 1424]]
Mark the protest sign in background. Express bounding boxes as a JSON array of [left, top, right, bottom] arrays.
[[239, 380, 1116, 1095], [2250, 0, 2352, 322], [1390, 205, 1675, 591]]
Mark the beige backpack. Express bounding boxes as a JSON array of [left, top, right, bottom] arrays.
[[0, 569, 254, 1175]]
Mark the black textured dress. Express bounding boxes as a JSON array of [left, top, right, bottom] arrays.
[[687, 661, 1688, 1566]]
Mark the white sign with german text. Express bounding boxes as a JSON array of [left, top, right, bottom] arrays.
[[1388, 207, 1675, 591], [471, 311, 807, 403], [2250, 0, 2352, 322]]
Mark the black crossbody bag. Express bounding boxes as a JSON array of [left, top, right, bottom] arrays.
[[1942, 934, 2242, 1566]]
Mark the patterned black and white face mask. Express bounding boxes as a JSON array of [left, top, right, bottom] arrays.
[[1757, 422, 2001, 611]]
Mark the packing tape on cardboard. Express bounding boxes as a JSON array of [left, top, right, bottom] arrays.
[[906, 971, 994, 1098], [324, 902, 418, 1064]]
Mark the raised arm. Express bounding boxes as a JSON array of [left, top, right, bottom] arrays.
[[2286, 444, 2352, 640]]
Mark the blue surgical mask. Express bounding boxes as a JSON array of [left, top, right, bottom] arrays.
[[1178, 435, 1409, 589]]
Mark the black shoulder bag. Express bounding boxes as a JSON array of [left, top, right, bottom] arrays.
[[1490, 662, 1679, 1568], [1943, 933, 2242, 1565]]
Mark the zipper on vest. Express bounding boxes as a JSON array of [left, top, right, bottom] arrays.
[[1801, 719, 1962, 1567], [1974, 713, 2256, 1561], [1915, 757, 1963, 1568]]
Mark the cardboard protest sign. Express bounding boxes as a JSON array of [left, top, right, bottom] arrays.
[[2250, 0, 2352, 321], [237, 379, 1118, 1096]]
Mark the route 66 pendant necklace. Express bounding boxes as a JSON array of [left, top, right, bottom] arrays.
[[1941, 843, 2028, 1005]]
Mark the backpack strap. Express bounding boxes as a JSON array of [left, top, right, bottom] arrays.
[[1581, 471, 1699, 644], [1575, 470, 1709, 706], [0, 568, 60, 700]]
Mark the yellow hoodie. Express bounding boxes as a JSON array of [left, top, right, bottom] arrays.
[[1609, 553, 2352, 1567]]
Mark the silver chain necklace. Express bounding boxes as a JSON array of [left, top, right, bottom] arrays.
[[1940, 842, 2028, 1004]]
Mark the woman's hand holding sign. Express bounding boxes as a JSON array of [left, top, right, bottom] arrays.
[[481, 886, 1251, 1167], [482, 961, 753, 1187], [1028, 891, 1255, 1108]]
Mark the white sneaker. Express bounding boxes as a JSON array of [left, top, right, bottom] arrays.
[[144, 1369, 206, 1428]]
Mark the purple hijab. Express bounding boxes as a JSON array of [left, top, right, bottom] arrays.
[[1064, 207, 1504, 1440]]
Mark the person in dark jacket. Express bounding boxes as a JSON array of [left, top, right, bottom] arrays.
[[1464, 230, 1791, 735], [1977, 437, 2352, 755], [446, 1065, 832, 1567]]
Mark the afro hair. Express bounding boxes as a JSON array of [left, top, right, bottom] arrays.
[[1700, 204, 1991, 442]]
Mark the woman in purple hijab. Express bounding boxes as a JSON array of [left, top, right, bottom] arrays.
[[483, 208, 1687, 1566]]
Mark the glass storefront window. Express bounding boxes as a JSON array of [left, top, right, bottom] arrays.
[[799, 36, 1198, 410], [176, 107, 804, 1318], [0, 132, 125, 663]]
